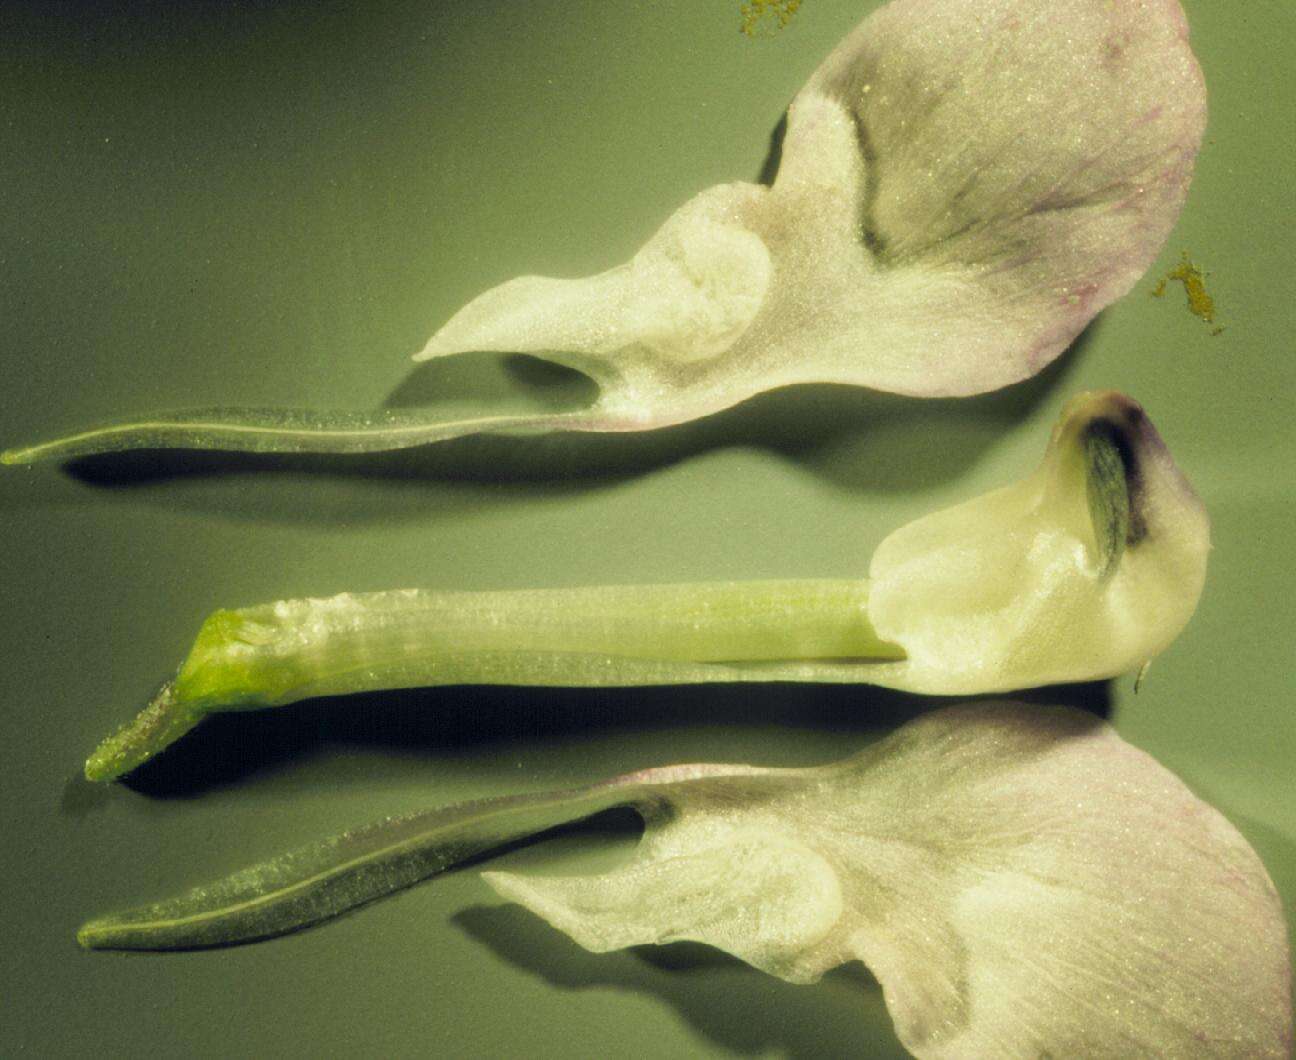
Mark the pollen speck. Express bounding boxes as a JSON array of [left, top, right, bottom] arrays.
[[1152, 252, 1217, 328], [740, 0, 802, 37]]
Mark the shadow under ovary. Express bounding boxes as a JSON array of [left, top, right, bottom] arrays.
[[61, 770, 115, 818], [63, 321, 1092, 525], [117, 681, 931, 798], [454, 902, 909, 1060], [116, 679, 1111, 801]]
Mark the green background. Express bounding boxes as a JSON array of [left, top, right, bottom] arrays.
[[1, 1, 1291, 1055]]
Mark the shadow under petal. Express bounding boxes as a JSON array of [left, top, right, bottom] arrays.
[[454, 902, 907, 1060], [117, 679, 1111, 800], [61, 317, 1092, 527], [384, 350, 599, 413], [757, 111, 789, 188]]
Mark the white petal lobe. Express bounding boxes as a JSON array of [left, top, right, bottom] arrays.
[[418, 0, 1207, 419], [485, 830, 842, 982], [488, 705, 1291, 1058]]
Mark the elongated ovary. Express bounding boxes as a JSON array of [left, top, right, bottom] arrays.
[[84, 579, 896, 781], [82, 393, 1213, 782]]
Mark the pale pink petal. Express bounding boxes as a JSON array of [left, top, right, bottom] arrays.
[[4, 0, 1208, 462], [487, 704, 1291, 1058]]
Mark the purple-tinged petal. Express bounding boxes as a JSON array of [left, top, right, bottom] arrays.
[[77, 703, 1290, 1054], [4, 0, 1207, 461], [488, 704, 1291, 1058]]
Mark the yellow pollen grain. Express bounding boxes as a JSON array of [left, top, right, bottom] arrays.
[[1152, 251, 1217, 327], [740, 0, 803, 37]]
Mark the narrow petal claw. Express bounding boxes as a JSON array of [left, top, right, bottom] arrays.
[[0, 405, 608, 464]]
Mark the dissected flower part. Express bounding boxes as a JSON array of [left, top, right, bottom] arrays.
[[863, 390, 1210, 694], [82, 391, 1209, 781], [78, 703, 1293, 1058], [2, 0, 1205, 465]]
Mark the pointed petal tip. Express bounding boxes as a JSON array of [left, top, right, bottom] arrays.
[[411, 331, 459, 363], [479, 870, 604, 950], [479, 870, 520, 897], [1057, 389, 1175, 463], [82, 681, 204, 784], [1059, 389, 1208, 525], [82, 753, 121, 785], [76, 915, 139, 951], [480, 871, 571, 926]]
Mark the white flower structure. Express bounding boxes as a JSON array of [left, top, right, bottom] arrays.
[[79, 704, 1293, 1057], [82, 391, 1208, 780], [4, 0, 1205, 463]]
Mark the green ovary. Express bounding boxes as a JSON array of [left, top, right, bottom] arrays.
[[84, 579, 897, 781]]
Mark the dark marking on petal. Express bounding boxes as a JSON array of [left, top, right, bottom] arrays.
[[1083, 414, 1149, 571], [848, 109, 889, 261], [1083, 423, 1130, 577]]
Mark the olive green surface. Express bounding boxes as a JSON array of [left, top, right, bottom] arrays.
[[1, 2, 1291, 1056]]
